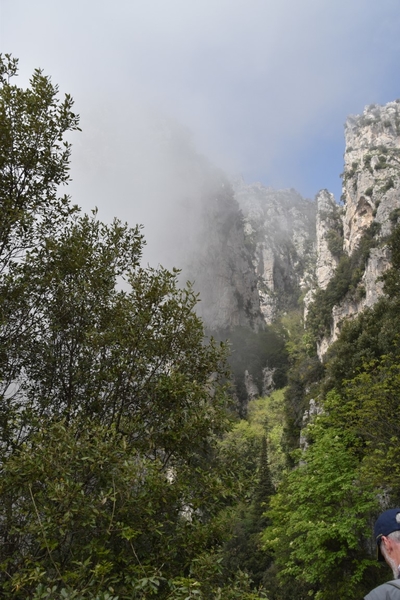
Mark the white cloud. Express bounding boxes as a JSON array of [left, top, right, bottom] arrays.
[[2, 0, 400, 263]]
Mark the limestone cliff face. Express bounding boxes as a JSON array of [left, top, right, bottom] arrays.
[[190, 179, 316, 405], [187, 177, 265, 332], [343, 101, 400, 253], [234, 180, 316, 324], [184, 101, 400, 364], [303, 190, 341, 322], [315, 190, 341, 289], [313, 101, 400, 357], [316, 244, 391, 358], [191, 177, 317, 333]]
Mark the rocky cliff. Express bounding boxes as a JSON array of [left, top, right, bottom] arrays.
[[343, 101, 400, 252], [234, 180, 316, 324], [313, 101, 400, 357], [315, 190, 341, 290], [184, 176, 315, 406], [187, 176, 265, 332], [188, 177, 316, 334], [184, 99, 400, 392]]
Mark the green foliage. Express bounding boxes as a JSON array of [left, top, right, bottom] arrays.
[[381, 223, 400, 297], [262, 224, 400, 598], [381, 177, 394, 193], [342, 162, 358, 181], [32, 567, 268, 600], [0, 213, 231, 475], [282, 354, 323, 458], [306, 255, 351, 339], [0, 54, 80, 269], [0, 215, 234, 596], [222, 506, 273, 594], [354, 284, 366, 301], [0, 57, 239, 598], [32, 586, 119, 600], [307, 222, 381, 340], [374, 155, 388, 170], [389, 207, 400, 225], [218, 390, 286, 500], [218, 420, 263, 497], [326, 229, 344, 257], [363, 154, 373, 173], [247, 391, 286, 486], [281, 309, 315, 362], [324, 360, 400, 500], [1, 422, 165, 595], [168, 568, 268, 599], [325, 224, 400, 391], [221, 437, 274, 591], [319, 194, 343, 259], [263, 423, 379, 600], [324, 301, 392, 393], [278, 310, 323, 456], [253, 436, 274, 521], [216, 393, 288, 593], [1, 417, 251, 598]]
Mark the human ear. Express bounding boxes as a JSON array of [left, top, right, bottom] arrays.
[[381, 536, 392, 555]]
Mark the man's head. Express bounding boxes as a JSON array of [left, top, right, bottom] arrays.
[[374, 508, 400, 578]]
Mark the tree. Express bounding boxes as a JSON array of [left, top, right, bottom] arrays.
[[218, 396, 281, 593], [327, 355, 400, 503], [253, 436, 274, 523], [0, 52, 81, 441], [222, 434, 274, 590], [0, 57, 235, 598], [261, 223, 400, 600], [263, 420, 379, 600], [3, 212, 230, 442], [0, 214, 234, 598], [0, 53, 80, 269]]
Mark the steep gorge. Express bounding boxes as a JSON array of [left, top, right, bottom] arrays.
[[185, 99, 400, 404]]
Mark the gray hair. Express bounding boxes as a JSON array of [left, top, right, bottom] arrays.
[[388, 531, 400, 544], [381, 531, 400, 578]]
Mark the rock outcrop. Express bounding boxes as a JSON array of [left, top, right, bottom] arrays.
[[186, 178, 317, 405], [234, 180, 316, 324], [183, 100, 400, 374], [187, 177, 265, 332], [315, 190, 341, 289], [312, 101, 400, 357], [343, 101, 400, 253], [171, 170, 319, 406], [303, 190, 341, 322]]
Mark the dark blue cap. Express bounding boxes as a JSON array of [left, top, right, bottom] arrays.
[[374, 508, 400, 561]]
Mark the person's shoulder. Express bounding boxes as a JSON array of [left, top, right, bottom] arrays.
[[365, 580, 400, 600]]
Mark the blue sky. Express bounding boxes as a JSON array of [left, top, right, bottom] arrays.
[[2, 0, 400, 263]]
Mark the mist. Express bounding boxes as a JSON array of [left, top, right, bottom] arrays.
[[2, 0, 400, 269], [66, 98, 214, 269]]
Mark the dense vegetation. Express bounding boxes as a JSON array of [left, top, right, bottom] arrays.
[[0, 55, 271, 599], [2, 54, 400, 600], [262, 225, 400, 600]]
